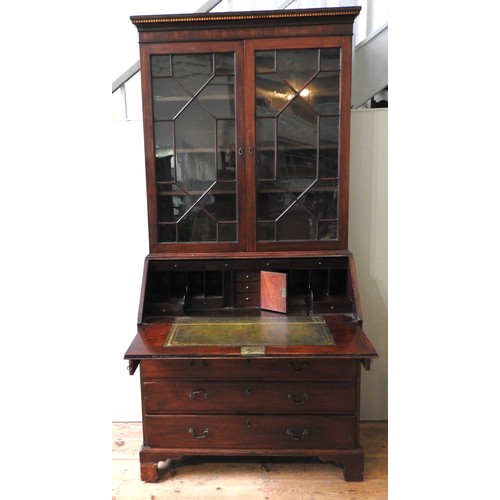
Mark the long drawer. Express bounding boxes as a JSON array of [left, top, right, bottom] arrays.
[[141, 358, 358, 381], [143, 381, 356, 413], [145, 414, 356, 450]]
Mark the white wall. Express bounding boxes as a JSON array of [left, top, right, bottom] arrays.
[[349, 108, 388, 420], [110, 109, 388, 421], [111, 120, 150, 422]]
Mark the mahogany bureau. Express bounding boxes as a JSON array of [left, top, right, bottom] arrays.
[[124, 7, 377, 482]]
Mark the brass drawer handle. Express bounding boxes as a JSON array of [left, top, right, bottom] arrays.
[[288, 393, 308, 404], [188, 428, 209, 439], [189, 389, 208, 400], [188, 360, 209, 368], [289, 362, 309, 372], [286, 429, 309, 441]]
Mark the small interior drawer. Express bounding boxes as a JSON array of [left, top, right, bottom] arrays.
[[312, 298, 353, 314], [236, 281, 260, 293], [187, 296, 225, 309], [234, 271, 260, 282], [143, 301, 184, 316], [234, 292, 260, 307], [292, 257, 349, 269]]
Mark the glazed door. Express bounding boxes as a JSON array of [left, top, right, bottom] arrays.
[[245, 37, 353, 252], [141, 42, 246, 253], [141, 37, 353, 253]]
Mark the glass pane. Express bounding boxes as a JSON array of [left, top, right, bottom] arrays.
[[256, 221, 275, 241], [256, 118, 275, 180], [319, 116, 339, 178], [174, 151, 216, 193], [306, 72, 340, 115], [319, 220, 338, 240], [218, 222, 237, 242], [158, 183, 193, 222], [276, 49, 318, 92], [155, 122, 174, 181], [175, 100, 215, 158], [158, 224, 176, 242], [198, 76, 235, 118], [320, 48, 340, 71], [277, 97, 317, 181], [215, 52, 234, 74], [303, 179, 338, 219], [151, 55, 171, 77], [172, 53, 213, 95], [217, 119, 236, 179], [255, 50, 275, 73], [208, 182, 236, 221], [158, 192, 177, 223], [153, 78, 190, 120], [256, 182, 292, 220], [178, 209, 217, 242], [277, 204, 317, 241]]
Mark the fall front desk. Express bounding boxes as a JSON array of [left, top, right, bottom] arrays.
[[125, 254, 377, 482]]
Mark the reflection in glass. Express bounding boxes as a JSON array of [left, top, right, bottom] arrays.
[[278, 96, 317, 181], [319, 220, 338, 240], [276, 49, 318, 92], [175, 100, 216, 154], [255, 51, 275, 73], [303, 179, 338, 219], [255, 74, 295, 117], [154, 122, 174, 181], [306, 72, 340, 115], [255, 47, 341, 242], [257, 181, 300, 220], [178, 209, 216, 242], [217, 120, 236, 179]]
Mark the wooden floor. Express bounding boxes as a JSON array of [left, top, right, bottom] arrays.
[[112, 421, 387, 499]]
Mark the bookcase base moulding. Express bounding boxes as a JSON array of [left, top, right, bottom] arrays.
[[124, 7, 378, 483]]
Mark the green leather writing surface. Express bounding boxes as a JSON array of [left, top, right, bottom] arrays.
[[164, 315, 334, 347]]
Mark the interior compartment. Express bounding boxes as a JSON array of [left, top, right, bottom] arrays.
[[143, 271, 187, 317], [140, 257, 357, 321]]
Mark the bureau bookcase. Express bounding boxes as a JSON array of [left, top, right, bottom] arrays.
[[124, 7, 377, 482]]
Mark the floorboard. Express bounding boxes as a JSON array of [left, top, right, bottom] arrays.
[[112, 421, 387, 499]]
